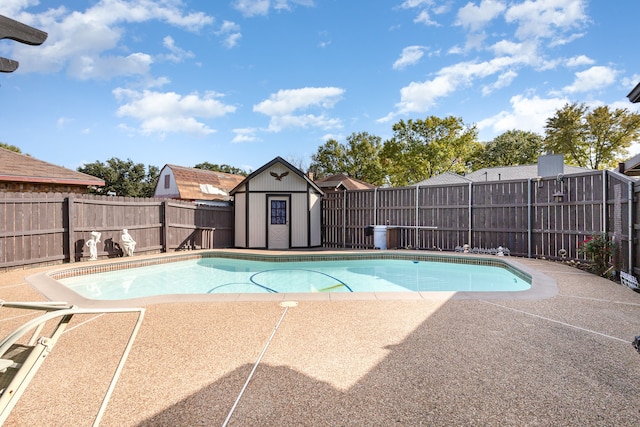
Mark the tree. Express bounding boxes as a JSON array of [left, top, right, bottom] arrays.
[[194, 162, 248, 176], [474, 130, 544, 169], [544, 103, 640, 169], [78, 158, 159, 197], [309, 138, 347, 179], [0, 142, 22, 153], [380, 116, 481, 186], [309, 132, 386, 186]]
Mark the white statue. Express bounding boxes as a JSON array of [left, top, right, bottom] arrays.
[[121, 229, 136, 257], [86, 231, 101, 260]]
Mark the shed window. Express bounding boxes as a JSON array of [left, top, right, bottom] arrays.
[[271, 200, 286, 224], [164, 174, 170, 189]]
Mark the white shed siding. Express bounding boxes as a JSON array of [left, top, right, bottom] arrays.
[[248, 193, 266, 247], [234, 192, 246, 247], [309, 192, 322, 246], [291, 193, 308, 247], [154, 168, 179, 198], [250, 168, 308, 192]]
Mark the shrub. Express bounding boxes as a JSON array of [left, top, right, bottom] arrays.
[[578, 233, 615, 276]]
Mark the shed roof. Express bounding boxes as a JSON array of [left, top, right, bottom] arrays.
[[314, 174, 376, 190], [162, 164, 245, 201], [230, 156, 324, 195], [0, 147, 105, 187]]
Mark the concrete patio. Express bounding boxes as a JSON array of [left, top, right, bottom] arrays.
[[1, 255, 640, 426]]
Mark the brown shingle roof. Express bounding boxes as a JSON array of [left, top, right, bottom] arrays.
[[0, 147, 105, 187], [167, 164, 245, 201]]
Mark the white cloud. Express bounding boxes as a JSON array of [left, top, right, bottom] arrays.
[[160, 36, 194, 63], [414, 10, 437, 26], [477, 94, 568, 138], [456, 0, 506, 32], [232, 128, 260, 143], [393, 46, 425, 70], [56, 116, 73, 129], [216, 20, 242, 48], [399, 0, 446, 26], [505, 0, 588, 41], [390, 55, 523, 116], [113, 88, 236, 136], [555, 65, 617, 94], [400, 0, 433, 9], [67, 52, 153, 80], [565, 55, 594, 67], [253, 87, 344, 132], [9, 0, 213, 77], [254, 87, 344, 116], [233, 0, 269, 16], [481, 70, 517, 95], [233, 0, 314, 17]]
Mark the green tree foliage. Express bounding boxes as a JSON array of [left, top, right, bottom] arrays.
[[0, 142, 22, 153], [309, 138, 347, 178], [310, 132, 386, 186], [544, 103, 640, 169], [380, 116, 481, 186], [194, 162, 248, 176], [474, 130, 544, 169], [78, 158, 159, 197]]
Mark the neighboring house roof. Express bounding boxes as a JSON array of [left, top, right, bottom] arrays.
[[157, 164, 245, 201], [230, 156, 324, 195], [628, 82, 640, 103], [314, 173, 376, 191], [416, 172, 472, 186], [621, 153, 640, 177], [0, 147, 105, 187], [463, 164, 591, 182], [416, 164, 592, 186]]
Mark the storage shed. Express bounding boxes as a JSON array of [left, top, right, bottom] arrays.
[[154, 164, 245, 206], [230, 157, 324, 249]]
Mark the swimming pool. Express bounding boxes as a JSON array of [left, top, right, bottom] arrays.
[[52, 252, 531, 301]]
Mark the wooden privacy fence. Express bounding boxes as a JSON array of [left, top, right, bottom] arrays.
[[322, 170, 639, 275], [2, 170, 640, 276], [0, 193, 233, 269]]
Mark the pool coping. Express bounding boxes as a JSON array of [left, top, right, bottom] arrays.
[[25, 249, 558, 308]]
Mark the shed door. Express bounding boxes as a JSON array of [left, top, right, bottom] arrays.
[[268, 197, 289, 249]]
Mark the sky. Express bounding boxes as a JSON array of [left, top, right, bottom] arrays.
[[1, 0, 639, 174]]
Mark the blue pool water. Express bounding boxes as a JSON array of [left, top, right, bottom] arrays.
[[58, 257, 530, 300]]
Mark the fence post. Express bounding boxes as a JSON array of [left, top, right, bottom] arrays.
[[602, 170, 607, 233], [527, 178, 532, 258], [415, 185, 419, 247], [468, 181, 472, 247], [162, 200, 168, 253], [67, 196, 74, 263], [342, 190, 346, 248], [628, 180, 634, 273]]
